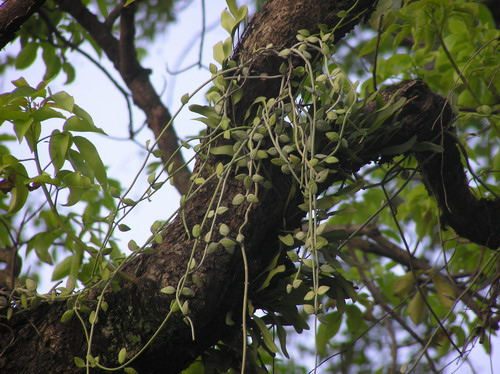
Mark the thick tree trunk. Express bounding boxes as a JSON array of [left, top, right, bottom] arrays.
[[1, 1, 498, 373]]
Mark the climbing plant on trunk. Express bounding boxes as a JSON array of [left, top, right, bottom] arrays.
[[0, 0, 498, 373]]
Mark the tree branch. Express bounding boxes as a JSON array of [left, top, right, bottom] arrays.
[[417, 133, 500, 248], [337, 224, 499, 330], [350, 247, 439, 373], [0, 0, 46, 49], [119, 1, 140, 80], [56, 0, 192, 195], [377, 81, 500, 248]]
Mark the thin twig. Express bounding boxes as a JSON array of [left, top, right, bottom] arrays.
[[372, 14, 383, 91]]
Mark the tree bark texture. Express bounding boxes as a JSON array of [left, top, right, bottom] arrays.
[[0, 0, 46, 49], [1, 0, 498, 373]]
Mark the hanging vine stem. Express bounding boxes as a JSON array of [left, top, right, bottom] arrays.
[[84, 20, 386, 367], [32, 140, 138, 285], [97, 66, 241, 250], [76, 59, 265, 370]]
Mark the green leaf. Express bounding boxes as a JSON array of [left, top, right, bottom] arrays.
[[253, 316, 279, 353], [118, 224, 131, 232], [257, 264, 286, 291], [278, 234, 294, 247], [32, 106, 66, 122], [193, 116, 218, 129], [72, 104, 95, 124], [232, 193, 245, 206], [223, 37, 233, 61], [304, 290, 315, 301], [68, 243, 83, 288], [49, 130, 72, 172], [216, 206, 228, 215], [62, 171, 93, 206], [336, 275, 357, 301], [213, 39, 233, 65], [227, 0, 238, 16], [62, 62, 76, 84], [192, 224, 201, 238], [118, 348, 127, 364], [15, 42, 38, 69], [189, 104, 219, 119], [303, 304, 315, 315], [411, 142, 444, 153], [246, 193, 259, 203], [325, 132, 339, 142], [89, 311, 97, 324], [393, 24, 411, 49], [52, 255, 73, 280], [64, 116, 106, 134], [382, 54, 412, 79], [11, 77, 30, 87], [394, 272, 415, 298], [68, 149, 94, 180], [316, 195, 340, 210], [25, 278, 37, 291], [52, 91, 75, 112], [160, 286, 176, 294], [74, 357, 86, 368], [73, 136, 108, 189], [215, 162, 224, 176], [0, 108, 29, 122], [358, 37, 377, 57], [60, 309, 75, 323], [369, 98, 406, 134], [180, 93, 190, 105], [346, 305, 365, 333], [42, 44, 61, 80], [28, 232, 56, 265], [12, 117, 33, 143], [316, 311, 343, 356], [434, 275, 456, 309], [208, 145, 234, 157], [408, 291, 427, 325], [380, 135, 417, 155], [2, 157, 29, 215], [221, 9, 236, 35], [317, 285, 330, 295], [181, 287, 195, 297], [236, 5, 248, 24], [219, 238, 236, 254], [128, 240, 139, 251], [219, 223, 230, 236]]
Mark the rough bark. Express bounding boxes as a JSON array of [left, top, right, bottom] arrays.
[[416, 132, 500, 248], [1, 0, 498, 374], [0, 0, 46, 49], [380, 81, 500, 248]]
